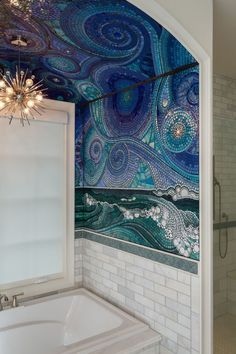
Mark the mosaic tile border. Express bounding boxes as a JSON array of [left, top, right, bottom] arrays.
[[75, 229, 198, 274]]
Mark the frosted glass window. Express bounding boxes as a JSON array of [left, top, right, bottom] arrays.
[[0, 117, 67, 286]]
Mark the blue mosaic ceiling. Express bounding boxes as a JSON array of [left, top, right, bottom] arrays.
[[0, 0, 196, 103], [0, 0, 200, 260]]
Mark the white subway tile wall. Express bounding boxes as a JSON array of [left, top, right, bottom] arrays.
[[75, 238, 200, 354], [74, 238, 83, 285], [213, 74, 236, 318], [213, 74, 236, 220]]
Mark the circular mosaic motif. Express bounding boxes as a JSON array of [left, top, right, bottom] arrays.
[[60, 3, 147, 59], [107, 143, 129, 176], [89, 138, 103, 164], [32, 69, 69, 88], [95, 66, 151, 138], [43, 56, 81, 75], [76, 81, 101, 101], [161, 109, 197, 153], [174, 72, 199, 107]]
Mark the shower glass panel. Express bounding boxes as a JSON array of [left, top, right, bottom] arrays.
[[213, 75, 236, 354]]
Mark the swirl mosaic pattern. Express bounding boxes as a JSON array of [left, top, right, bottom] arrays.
[[0, 0, 199, 260]]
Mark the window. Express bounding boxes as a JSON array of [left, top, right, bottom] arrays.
[[0, 100, 74, 297]]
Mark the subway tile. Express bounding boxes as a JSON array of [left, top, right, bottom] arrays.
[[177, 335, 191, 350], [126, 264, 144, 276], [177, 271, 191, 285], [191, 276, 200, 313], [118, 285, 135, 300], [154, 264, 178, 280], [178, 313, 191, 329], [156, 303, 178, 322], [154, 283, 178, 301], [135, 275, 154, 290], [145, 289, 165, 306], [166, 299, 191, 318], [135, 293, 155, 310], [127, 280, 144, 295], [166, 318, 191, 339], [178, 293, 191, 307], [144, 269, 165, 286], [165, 278, 190, 295], [154, 322, 177, 343], [191, 312, 200, 351]]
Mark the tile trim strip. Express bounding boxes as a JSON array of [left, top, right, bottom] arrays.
[[75, 230, 198, 275]]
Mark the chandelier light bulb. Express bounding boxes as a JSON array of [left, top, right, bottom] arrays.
[[0, 80, 6, 88], [36, 93, 43, 101], [26, 78, 33, 87], [0, 101, 5, 109], [27, 99, 35, 108], [0, 66, 47, 125], [6, 87, 13, 95]]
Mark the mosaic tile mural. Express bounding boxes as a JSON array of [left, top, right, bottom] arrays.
[[0, 0, 199, 260]]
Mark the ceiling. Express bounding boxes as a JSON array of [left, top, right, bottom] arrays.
[[0, 0, 196, 106], [214, 0, 236, 78]]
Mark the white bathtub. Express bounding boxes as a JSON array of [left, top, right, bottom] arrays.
[[0, 289, 161, 354]]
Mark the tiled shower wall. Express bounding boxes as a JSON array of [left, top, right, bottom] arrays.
[[213, 74, 236, 317], [75, 237, 200, 354]]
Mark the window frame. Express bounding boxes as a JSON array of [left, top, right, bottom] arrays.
[[0, 99, 75, 299]]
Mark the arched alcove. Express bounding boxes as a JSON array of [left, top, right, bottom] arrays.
[[0, 1, 212, 353]]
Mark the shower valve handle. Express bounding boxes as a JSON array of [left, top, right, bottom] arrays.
[[12, 292, 24, 308]]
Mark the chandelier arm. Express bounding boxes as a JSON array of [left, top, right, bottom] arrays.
[[33, 103, 44, 112], [26, 82, 44, 92], [7, 74, 15, 88], [1, 75, 12, 87], [28, 84, 47, 93], [0, 102, 13, 111], [30, 106, 43, 115], [15, 68, 20, 87]]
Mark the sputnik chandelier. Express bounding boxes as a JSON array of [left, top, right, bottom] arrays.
[[0, 36, 47, 125]]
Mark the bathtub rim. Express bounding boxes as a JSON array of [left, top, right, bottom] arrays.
[[2, 288, 161, 354]]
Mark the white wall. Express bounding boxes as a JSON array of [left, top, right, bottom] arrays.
[[214, 0, 236, 78], [130, 0, 212, 57]]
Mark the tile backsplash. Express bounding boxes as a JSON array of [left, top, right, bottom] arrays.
[[75, 237, 200, 354]]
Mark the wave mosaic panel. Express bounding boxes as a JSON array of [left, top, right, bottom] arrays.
[[76, 188, 199, 260], [0, 0, 199, 260]]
